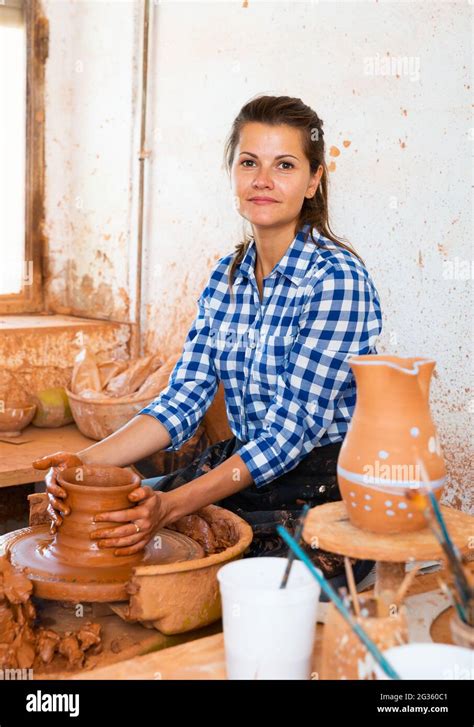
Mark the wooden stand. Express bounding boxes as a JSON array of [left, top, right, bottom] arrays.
[[302, 501, 473, 598]]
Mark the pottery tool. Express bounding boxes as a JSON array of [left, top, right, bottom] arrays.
[[279, 504, 310, 589], [276, 524, 401, 680], [344, 556, 361, 617], [393, 564, 422, 608]]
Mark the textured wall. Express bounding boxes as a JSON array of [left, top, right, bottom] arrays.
[[42, 0, 141, 322], [43, 1, 472, 511]]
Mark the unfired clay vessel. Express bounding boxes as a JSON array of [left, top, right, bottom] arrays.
[[337, 355, 446, 534], [321, 598, 409, 679], [7, 465, 204, 602]]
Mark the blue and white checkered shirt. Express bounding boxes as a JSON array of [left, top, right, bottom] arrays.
[[138, 224, 382, 487]]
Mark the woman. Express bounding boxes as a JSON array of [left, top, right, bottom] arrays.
[[35, 95, 382, 590]]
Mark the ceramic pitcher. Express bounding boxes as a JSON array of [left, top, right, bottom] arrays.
[[337, 355, 446, 534]]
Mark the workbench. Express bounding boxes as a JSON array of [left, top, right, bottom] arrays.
[[75, 569, 457, 680], [0, 424, 94, 488]]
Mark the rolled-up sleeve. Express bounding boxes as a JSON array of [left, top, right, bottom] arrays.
[[137, 290, 218, 451], [237, 264, 382, 486]]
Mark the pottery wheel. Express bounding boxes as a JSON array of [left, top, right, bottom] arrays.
[[0, 525, 205, 603]]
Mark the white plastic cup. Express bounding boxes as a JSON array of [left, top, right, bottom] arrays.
[[217, 556, 321, 680], [374, 643, 474, 680]]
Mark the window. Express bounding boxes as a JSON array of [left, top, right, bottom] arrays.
[[0, 0, 45, 313], [0, 0, 26, 296]]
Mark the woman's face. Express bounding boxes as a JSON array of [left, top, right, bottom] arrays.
[[231, 122, 322, 231]]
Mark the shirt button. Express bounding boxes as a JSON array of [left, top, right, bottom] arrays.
[[249, 340, 256, 349], [319, 485, 327, 493]]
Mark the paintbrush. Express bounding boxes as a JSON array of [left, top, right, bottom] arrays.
[[280, 504, 310, 589], [416, 458, 472, 609], [406, 487, 472, 617], [344, 556, 361, 617], [276, 524, 401, 680], [426, 490, 471, 595]]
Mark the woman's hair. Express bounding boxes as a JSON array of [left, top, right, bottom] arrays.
[[224, 95, 364, 298]]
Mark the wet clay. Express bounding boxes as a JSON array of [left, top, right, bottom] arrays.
[[168, 509, 239, 555], [7, 466, 205, 602], [0, 555, 102, 671]]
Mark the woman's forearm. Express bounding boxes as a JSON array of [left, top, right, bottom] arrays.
[[77, 414, 172, 467], [163, 453, 254, 524]]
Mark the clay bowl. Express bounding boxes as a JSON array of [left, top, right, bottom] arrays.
[[0, 404, 36, 437], [124, 505, 254, 635], [66, 389, 154, 440]]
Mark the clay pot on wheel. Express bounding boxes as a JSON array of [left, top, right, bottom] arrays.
[[5, 464, 205, 602], [54, 465, 142, 568], [337, 355, 446, 534]]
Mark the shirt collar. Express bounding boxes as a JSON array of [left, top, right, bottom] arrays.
[[233, 223, 317, 286]]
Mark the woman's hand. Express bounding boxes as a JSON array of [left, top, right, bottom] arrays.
[[32, 452, 83, 531], [91, 486, 171, 557]]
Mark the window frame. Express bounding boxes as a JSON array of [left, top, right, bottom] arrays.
[[0, 0, 46, 314]]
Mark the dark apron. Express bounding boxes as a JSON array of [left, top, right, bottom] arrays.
[[136, 434, 368, 581]]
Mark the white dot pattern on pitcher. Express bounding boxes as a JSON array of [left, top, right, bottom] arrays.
[[378, 450, 389, 459], [428, 436, 436, 453], [346, 488, 418, 520], [410, 427, 420, 437]]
